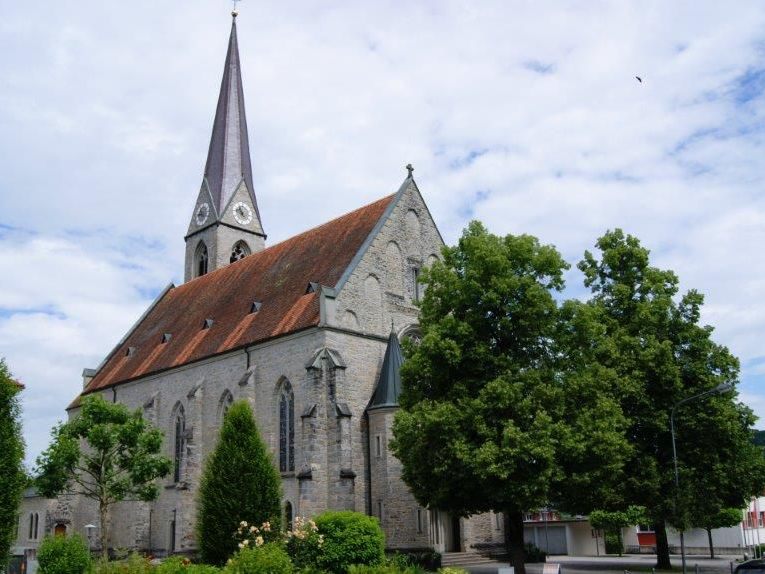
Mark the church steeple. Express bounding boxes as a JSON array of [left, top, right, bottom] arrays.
[[204, 12, 259, 220], [184, 12, 266, 282]]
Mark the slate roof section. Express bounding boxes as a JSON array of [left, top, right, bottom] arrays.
[[203, 14, 261, 224], [75, 194, 395, 402], [367, 329, 403, 411]]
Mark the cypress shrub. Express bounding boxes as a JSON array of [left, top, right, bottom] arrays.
[[197, 401, 282, 565]]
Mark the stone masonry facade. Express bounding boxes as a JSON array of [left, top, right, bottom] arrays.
[[56, 181, 507, 555]]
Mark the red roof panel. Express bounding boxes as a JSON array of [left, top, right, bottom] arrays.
[[77, 194, 394, 400]]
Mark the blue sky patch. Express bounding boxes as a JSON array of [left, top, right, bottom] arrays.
[[733, 67, 765, 105], [0, 305, 66, 320], [449, 148, 490, 170], [523, 59, 555, 75], [457, 189, 490, 219]]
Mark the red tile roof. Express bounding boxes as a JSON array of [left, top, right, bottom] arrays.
[[75, 194, 394, 402]]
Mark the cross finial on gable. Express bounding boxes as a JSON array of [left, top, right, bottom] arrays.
[[406, 163, 414, 178]]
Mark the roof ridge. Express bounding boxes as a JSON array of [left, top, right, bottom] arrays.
[[181, 193, 395, 287]]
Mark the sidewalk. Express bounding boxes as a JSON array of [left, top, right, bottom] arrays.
[[465, 554, 742, 574]]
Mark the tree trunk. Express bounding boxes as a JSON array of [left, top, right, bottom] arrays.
[[706, 527, 714, 559], [655, 519, 672, 570], [99, 500, 109, 561], [504, 509, 527, 574], [618, 529, 624, 557]]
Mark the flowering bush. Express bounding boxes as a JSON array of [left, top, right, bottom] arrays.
[[234, 520, 280, 551], [284, 517, 324, 569]]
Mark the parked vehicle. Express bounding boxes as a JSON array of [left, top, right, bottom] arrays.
[[735, 559, 765, 574]]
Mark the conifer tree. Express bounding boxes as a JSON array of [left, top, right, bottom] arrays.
[[0, 359, 25, 568], [197, 400, 282, 565]]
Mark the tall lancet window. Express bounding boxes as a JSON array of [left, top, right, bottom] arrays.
[[230, 241, 251, 263], [173, 405, 186, 483], [278, 380, 295, 473], [195, 242, 209, 277]]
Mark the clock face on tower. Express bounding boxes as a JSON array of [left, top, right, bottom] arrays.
[[195, 202, 210, 226], [233, 201, 253, 225]]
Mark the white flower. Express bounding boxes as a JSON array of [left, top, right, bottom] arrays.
[[255, 536, 264, 547]]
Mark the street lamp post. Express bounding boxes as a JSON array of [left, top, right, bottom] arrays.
[[85, 524, 96, 554], [670, 381, 735, 574]]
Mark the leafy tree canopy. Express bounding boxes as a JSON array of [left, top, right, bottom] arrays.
[[589, 506, 647, 531], [0, 359, 25, 568], [35, 394, 171, 558], [391, 221, 630, 574], [578, 229, 765, 568]]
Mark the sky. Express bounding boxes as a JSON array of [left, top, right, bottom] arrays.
[[1, 0, 764, 468]]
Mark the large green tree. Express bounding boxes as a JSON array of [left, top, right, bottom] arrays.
[[391, 222, 629, 574], [578, 229, 765, 569], [197, 400, 282, 566], [0, 359, 26, 568], [35, 394, 172, 559]]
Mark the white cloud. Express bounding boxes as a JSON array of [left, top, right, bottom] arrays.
[[1, 0, 765, 464]]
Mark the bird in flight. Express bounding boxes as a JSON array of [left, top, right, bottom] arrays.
[[635, 76, 643, 83]]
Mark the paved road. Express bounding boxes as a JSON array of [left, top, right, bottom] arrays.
[[465, 555, 742, 574]]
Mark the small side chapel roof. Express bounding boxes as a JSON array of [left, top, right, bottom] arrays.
[[367, 329, 404, 411], [72, 193, 396, 406]]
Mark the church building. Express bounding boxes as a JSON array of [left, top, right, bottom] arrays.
[[23, 12, 506, 559]]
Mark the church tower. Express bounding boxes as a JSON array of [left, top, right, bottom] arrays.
[[184, 11, 266, 282]]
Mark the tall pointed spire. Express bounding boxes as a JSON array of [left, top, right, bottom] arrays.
[[203, 12, 261, 224], [184, 12, 266, 282]]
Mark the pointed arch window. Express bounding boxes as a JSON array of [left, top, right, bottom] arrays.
[[28, 512, 39, 540], [195, 242, 209, 277], [218, 390, 234, 423], [284, 501, 293, 531], [278, 381, 295, 473], [173, 405, 186, 483], [230, 241, 251, 263]]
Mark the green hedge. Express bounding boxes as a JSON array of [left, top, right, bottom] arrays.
[[223, 544, 292, 574], [37, 535, 91, 574], [314, 511, 385, 574], [156, 557, 220, 574]]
